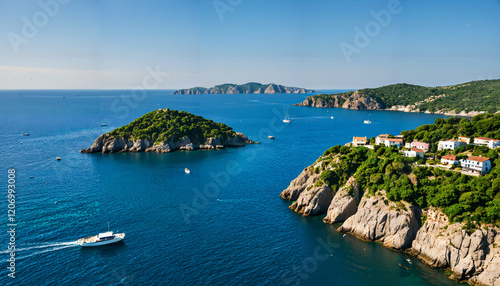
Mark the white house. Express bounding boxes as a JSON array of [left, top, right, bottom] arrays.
[[385, 138, 403, 148], [411, 141, 430, 152], [352, 137, 367, 147], [441, 154, 458, 165], [459, 136, 471, 144], [489, 139, 500, 149], [375, 134, 391, 145], [438, 139, 465, 151], [404, 147, 424, 158], [460, 156, 491, 175]]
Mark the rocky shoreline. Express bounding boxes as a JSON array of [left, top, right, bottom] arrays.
[[81, 132, 258, 154], [174, 83, 315, 95], [280, 159, 500, 285], [293, 92, 489, 117]]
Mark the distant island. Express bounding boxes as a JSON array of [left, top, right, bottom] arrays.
[[294, 79, 500, 116], [81, 109, 258, 153], [281, 113, 500, 285], [173, 82, 315, 95]]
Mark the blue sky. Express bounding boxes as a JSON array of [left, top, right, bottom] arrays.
[[0, 0, 499, 89]]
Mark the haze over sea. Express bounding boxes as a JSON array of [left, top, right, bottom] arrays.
[[0, 90, 464, 285]]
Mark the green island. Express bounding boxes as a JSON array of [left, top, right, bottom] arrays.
[[295, 79, 500, 115], [108, 109, 236, 144], [173, 82, 315, 95], [81, 109, 256, 153]]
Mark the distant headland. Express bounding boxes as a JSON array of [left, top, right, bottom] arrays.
[[173, 82, 315, 95], [294, 79, 500, 117], [81, 109, 258, 154]]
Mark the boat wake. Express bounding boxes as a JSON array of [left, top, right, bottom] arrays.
[[1, 241, 78, 261]]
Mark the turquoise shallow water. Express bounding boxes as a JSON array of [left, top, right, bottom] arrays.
[[0, 90, 464, 285]]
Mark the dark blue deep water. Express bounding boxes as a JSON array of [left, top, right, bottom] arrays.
[[0, 90, 463, 285]]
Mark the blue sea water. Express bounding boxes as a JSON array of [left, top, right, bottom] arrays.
[[0, 90, 464, 285]]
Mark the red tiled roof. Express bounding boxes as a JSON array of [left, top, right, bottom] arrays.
[[353, 137, 366, 141], [467, 156, 490, 162], [411, 147, 424, 153], [442, 155, 456, 160], [387, 138, 403, 142], [475, 137, 492, 141]]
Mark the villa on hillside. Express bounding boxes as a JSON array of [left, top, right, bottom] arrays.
[[375, 134, 391, 145], [441, 154, 458, 165], [385, 138, 403, 148], [460, 156, 491, 175], [459, 136, 471, 144], [404, 147, 424, 158], [352, 137, 367, 147], [410, 141, 430, 152], [474, 137, 500, 149], [438, 139, 466, 151]]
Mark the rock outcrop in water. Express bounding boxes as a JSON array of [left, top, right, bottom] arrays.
[[174, 82, 315, 95], [81, 132, 256, 154]]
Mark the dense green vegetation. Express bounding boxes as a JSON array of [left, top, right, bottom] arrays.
[[318, 113, 500, 227], [306, 79, 500, 113], [108, 109, 236, 144]]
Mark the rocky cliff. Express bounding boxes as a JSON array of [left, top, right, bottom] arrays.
[[294, 90, 383, 110], [323, 176, 360, 224], [280, 159, 499, 285], [411, 208, 500, 283], [81, 132, 257, 154], [174, 82, 315, 95], [337, 190, 420, 250]]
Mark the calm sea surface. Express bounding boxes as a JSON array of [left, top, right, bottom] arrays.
[[0, 90, 464, 285]]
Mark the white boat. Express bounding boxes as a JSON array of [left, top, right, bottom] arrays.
[[283, 107, 291, 123], [268, 135, 275, 140], [364, 120, 372, 124], [185, 168, 191, 174], [78, 223, 125, 247], [331, 116, 334, 119]]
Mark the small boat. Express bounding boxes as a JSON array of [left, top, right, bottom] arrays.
[[268, 136, 275, 140], [331, 116, 334, 119], [406, 258, 412, 264], [100, 123, 108, 127], [283, 107, 291, 123], [23, 133, 30, 136], [185, 168, 191, 174], [78, 227, 125, 247], [57, 157, 61, 160], [363, 120, 372, 124], [29, 176, 34, 179]]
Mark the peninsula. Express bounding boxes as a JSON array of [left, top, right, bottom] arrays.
[[173, 82, 315, 95], [81, 109, 258, 154], [281, 113, 500, 285], [294, 79, 500, 117]]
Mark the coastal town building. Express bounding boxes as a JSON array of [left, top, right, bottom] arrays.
[[441, 154, 458, 165], [474, 137, 500, 149], [385, 138, 403, 148], [411, 141, 430, 152], [375, 134, 391, 145], [438, 139, 465, 151], [460, 156, 491, 175], [404, 147, 424, 158], [459, 136, 471, 144], [352, 137, 367, 147]]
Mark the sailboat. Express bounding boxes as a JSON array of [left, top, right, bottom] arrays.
[[283, 107, 291, 123]]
